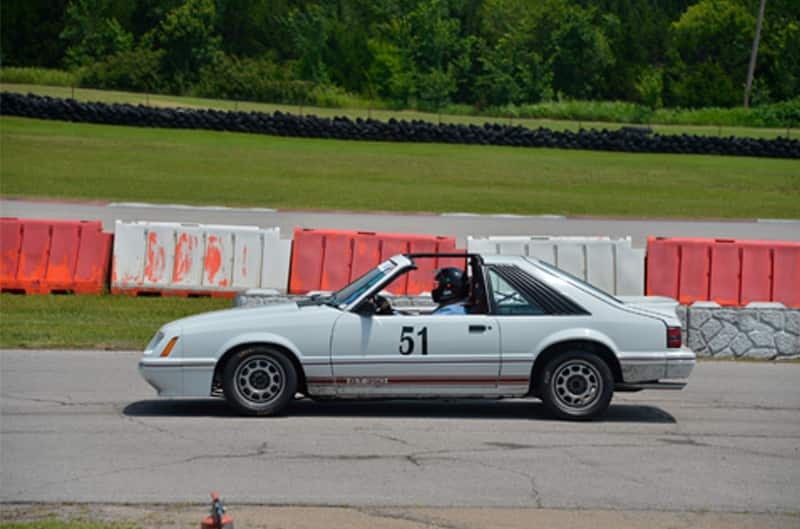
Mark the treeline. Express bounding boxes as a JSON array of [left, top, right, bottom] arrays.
[[2, 0, 799, 111]]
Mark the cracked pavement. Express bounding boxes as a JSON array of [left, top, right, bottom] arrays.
[[1, 349, 799, 514]]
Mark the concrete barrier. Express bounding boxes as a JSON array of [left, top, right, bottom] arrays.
[[467, 236, 645, 296], [111, 220, 290, 296]]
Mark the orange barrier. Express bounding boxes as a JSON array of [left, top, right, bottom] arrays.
[[646, 237, 800, 307], [0, 218, 112, 294], [289, 228, 462, 295]]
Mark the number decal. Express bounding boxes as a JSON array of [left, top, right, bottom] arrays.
[[399, 326, 428, 355], [399, 326, 415, 355], [417, 327, 428, 355]]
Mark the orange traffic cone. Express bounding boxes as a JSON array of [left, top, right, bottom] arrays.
[[201, 491, 234, 529]]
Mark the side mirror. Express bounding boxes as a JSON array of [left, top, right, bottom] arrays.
[[354, 300, 377, 317]]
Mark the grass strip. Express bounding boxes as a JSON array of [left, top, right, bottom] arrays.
[[2, 116, 798, 219], [0, 294, 229, 349], [0, 520, 139, 529], [2, 82, 793, 140]]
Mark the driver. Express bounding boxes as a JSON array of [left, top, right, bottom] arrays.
[[432, 267, 469, 315]]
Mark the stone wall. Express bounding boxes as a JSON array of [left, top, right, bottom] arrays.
[[234, 291, 800, 360], [678, 302, 799, 360]]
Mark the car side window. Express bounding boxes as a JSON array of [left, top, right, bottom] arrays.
[[488, 269, 546, 315]]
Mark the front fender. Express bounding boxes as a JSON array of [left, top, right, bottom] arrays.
[[215, 332, 306, 361], [532, 327, 619, 358]]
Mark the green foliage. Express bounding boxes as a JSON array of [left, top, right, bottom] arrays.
[[283, 4, 331, 84], [79, 47, 165, 92], [548, 6, 616, 99], [748, 97, 800, 127], [142, 0, 221, 92], [477, 31, 551, 106], [0, 67, 78, 87], [486, 99, 651, 123], [60, 0, 133, 68], [761, 18, 800, 102], [193, 54, 315, 104], [417, 67, 457, 112], [0, 0, 70, 68], [635, 66, 664, 109], [5, 0, 800, 112], [668, 0, 755, 107]]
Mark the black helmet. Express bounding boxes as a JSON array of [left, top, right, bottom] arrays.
[[432, 267, 467, 303]]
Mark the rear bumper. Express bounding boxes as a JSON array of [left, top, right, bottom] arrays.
[[619, 349, 696, 385]]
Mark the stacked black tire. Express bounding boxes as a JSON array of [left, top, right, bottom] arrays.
[[2, 92, 797, 159]]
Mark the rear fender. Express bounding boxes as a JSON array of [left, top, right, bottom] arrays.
[[532, 328, 619, 359]]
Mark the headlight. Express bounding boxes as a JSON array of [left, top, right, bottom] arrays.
[[145, 331, 164, 355]]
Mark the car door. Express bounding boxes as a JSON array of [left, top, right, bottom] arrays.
[[330, 311, 501, 397]]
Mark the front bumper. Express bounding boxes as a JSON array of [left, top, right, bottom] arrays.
[[619, 349, 696, 385], [138, 358, 216, 397]]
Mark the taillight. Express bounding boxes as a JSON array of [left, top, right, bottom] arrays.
[[667, 327, 682, 348]]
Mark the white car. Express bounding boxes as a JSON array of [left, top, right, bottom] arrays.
[[139, 253, 695, 420]]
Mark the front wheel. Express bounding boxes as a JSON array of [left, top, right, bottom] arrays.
[[538, 351, 613, 420], [222, 347, 297, 416]]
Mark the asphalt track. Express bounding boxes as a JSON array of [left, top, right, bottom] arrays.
[[2, 350, 798, 513], [2, 198, 799, 248]]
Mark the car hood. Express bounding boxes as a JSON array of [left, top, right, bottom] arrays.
[[617, 296, 681, 323], [168, 301, 302, 330]]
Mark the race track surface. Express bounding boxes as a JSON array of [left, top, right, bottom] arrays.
[[2, 198, 799, 247], [1, 349, 798, 512]]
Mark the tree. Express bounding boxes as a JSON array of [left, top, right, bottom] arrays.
[[477, 31, 551, 105], [60, 0, 133, 68], [547, 7, 616, 99], [1, 0, 70, 67], [142, 0, 222, 91], [283, 3, 331, 84], [404, 0, 472, 109], [667, 0, 755, 107]]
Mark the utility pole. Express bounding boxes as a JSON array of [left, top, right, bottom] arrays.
[[743, 0, 767, 108]]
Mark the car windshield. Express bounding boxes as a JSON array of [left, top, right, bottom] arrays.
[[532, 259, 622, 304], [330, 259, 399, 306]]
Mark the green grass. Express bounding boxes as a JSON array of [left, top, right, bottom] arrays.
[[0, 293, 229, 349], [2, 116, 798, 219], [0, 523, 141, 529], [2, 82, 794, 140], [0, 68, 78, 87]]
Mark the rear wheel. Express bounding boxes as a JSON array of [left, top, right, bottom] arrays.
[[223, 347, 297, 416], [538, 351, 613, 420]]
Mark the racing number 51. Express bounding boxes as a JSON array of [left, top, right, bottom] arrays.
[[399, 326, 428, 355]]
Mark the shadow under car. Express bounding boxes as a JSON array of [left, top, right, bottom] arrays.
[[123, 397, 676, 423]]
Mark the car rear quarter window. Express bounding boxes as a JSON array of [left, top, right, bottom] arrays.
[[488, 270, 546, 315], [489, 265, 589, 316]]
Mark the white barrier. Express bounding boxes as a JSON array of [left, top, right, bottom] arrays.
[[112, 220, 291, 295], [467, 236, 645, 295]]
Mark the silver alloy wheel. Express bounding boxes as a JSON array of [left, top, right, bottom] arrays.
[[233, 354, 286, 406], [553, 359, 602, 410]]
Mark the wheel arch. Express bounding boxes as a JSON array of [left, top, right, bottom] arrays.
[[529, 339, 622, 396], [213, 341, 308, 396]]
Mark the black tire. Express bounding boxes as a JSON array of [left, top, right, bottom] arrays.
[[222, 347, 298, 416], [538, 351, 614, 421]]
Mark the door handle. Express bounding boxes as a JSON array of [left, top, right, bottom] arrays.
[[469, 325, 488, 333]]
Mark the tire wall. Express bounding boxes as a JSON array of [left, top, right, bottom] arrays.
[[2, 92, 798, 159]]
